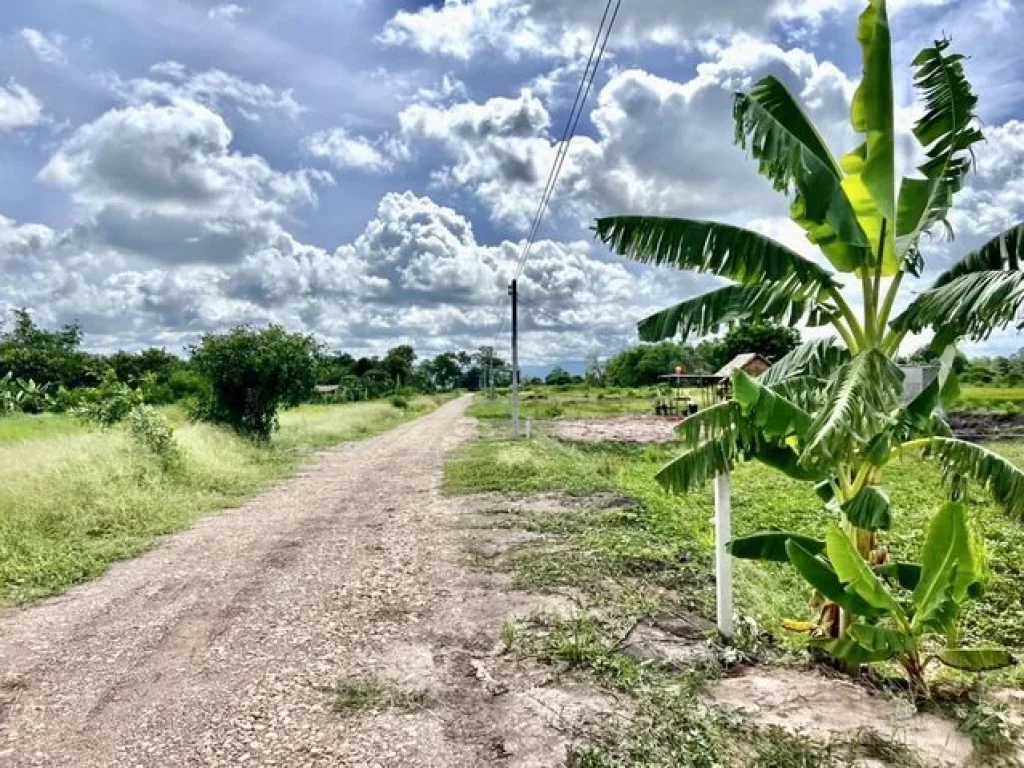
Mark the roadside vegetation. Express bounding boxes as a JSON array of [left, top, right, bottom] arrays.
[[0, 396, 448, 606]]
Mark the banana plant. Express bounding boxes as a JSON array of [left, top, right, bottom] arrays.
[[595, 0, 1023, 690]]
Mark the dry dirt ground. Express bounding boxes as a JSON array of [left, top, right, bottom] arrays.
[[547, 416, 680, 445], [0, 396, 619, 768]]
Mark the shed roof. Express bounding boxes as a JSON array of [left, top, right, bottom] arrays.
[[714, 352, 770, 378]]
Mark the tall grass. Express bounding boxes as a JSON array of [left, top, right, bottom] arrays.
[[0, 396, 449, 605]]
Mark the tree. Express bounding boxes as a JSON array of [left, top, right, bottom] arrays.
[[584, 353, 606, 387], [190, 325, 319, 441], [595, 0, 1022, 693], [0, 309, 102, 390], [702, 322, 800, 372], [545, 366, 573, 386], [383, 345, 417, 387]]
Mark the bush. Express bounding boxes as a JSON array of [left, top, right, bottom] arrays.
[[73, 371, 144, 426], [190, 325, 318, 441], [389, 395, 410, 410], [127, 405, 182, 471]]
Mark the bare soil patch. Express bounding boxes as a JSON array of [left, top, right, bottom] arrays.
[[547, 417, 680, 445], [703, 667, 973, 767], [948, 410, 1024, 441]]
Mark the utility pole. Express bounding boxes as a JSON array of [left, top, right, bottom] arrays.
[[509, 279, 520, 438]]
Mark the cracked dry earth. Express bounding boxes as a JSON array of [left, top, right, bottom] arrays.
[[0, 396, 618, 767]]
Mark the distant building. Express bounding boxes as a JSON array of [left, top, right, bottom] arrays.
[[314, 384, 341, 395], [714, 353, 772, 379]]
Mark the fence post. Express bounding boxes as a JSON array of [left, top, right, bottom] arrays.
[[714, 472, 734, 640]]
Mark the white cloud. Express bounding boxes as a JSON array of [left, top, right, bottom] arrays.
[[303, 128, 394, 173], [100, 63, 304, 121], [0, 80, 43, 133], [397, 36, 856, 229], [208, 4, 247, 21], [18, 28, 68, 66], [39, 99, 331, 265]]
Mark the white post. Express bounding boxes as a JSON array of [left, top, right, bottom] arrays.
[[525, 418, 532, 439], [714, 472, 734, 640]]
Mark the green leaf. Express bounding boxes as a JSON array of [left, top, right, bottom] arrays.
[[814, 635, 894, 664], [842, 486, 892, 531], [912, 502, 983, 634], [733, 370, 814, 441], [749, 443, 827, 482], [875, 562, 921, 591], [826, 523, 905, 618], [800, 348, 904, 465], [786, 540, 884, 617], [636, 279, 835, 343], [913, 438, 1024, 519], [594, 216, 838, 290], [895, 39, 982, 259], [848, 623, 910, 660], [936, 647, 1015, 672], [728, 531, 825, 562], [733, 76, 869, 271], [850, 0, 896, 220], [760, 337, 851, 387], [674, 401, 746, 447], [656, 439, 738, 495], [892, 224, 1024, 342]]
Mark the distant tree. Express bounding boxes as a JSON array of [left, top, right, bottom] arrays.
[[701, 322, 800, 372], [190, 325, 319, 441], [545, 366, 573, 386], [0, 309, 102, 389], [429, 352, 463, 390], [383, 345, 417, 386], [584, 353, 606, 386]]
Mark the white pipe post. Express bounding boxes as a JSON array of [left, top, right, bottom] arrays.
[[714, 472, 734, 640]]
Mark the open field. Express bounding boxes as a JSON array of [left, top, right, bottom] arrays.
[[468, 386, 713, 420], [447, 398, 1024, 679], [0, 395, 450, 606], [958, 386, 1024, 413]]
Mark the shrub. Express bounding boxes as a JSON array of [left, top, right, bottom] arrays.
[[190, 325, 318, 441], [127, 405, 182, 471], [389, 395, 410, 410], [73, 371, 144, 426]]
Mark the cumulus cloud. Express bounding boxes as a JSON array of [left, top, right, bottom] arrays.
[[303, 128, 395, 173], [0, 190, 695, 361], [397, 36, 857, 229], [39, 99, 332, 264], [101, 62, 304, 121], [18, 28, 68, 66], [0, 80, 43, 133]]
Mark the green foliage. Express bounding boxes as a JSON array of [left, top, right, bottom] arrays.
[[389, 395, 410, 410], [190, 324, 319, 441], [126, 405, 182, 471], [593, 0, 1024, 691], [72, 371, 145, 427], [703, 322, 801, 372]]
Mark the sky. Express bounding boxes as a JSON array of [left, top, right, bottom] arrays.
[[0, 0, 1021, 364]]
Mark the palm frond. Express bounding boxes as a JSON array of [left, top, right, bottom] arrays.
[[594, 216, 838, 291], [760, 337, 851, 387], [674, 401, 745, 447], [890, 270, 1024, 341], [927, 222, 1024, 289], [895, 38, 983, 258], [733, 77, 869, 271], [656, 436, 739, 495], [801, 348, 904, 465], [911, 437, 1024, 519], [637, 278, 835, 342], [733, 370, 814, 441]]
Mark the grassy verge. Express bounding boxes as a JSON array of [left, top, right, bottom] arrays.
[[0, 395, 452, 606], [956, 386, 1024, 413], [468, 386, 706, 420], [445, 422, 1024, 676]]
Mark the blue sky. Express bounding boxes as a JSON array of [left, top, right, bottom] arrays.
[[0, 0, 1021, 363]]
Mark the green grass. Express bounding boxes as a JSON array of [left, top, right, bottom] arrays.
[[468, 386, 709, 420], [956, 386, 1024, 413], [324, 676, 436, 716], [0, 412, 91, 443], [0, 396, 450, 606]]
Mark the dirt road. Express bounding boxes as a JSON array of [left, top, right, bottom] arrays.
[[0, 396, 608, 767]]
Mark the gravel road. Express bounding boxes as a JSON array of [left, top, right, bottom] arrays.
[[0, 396, 610, 767]]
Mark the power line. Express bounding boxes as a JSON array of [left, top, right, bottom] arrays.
[[513, 0, 623, 281]]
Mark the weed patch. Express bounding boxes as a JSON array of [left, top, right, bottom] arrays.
[[325, 676, 436, 715]]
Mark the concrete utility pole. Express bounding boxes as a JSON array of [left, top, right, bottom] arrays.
[[510, 280, 520, 438], [714, 472, 734, 640]]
